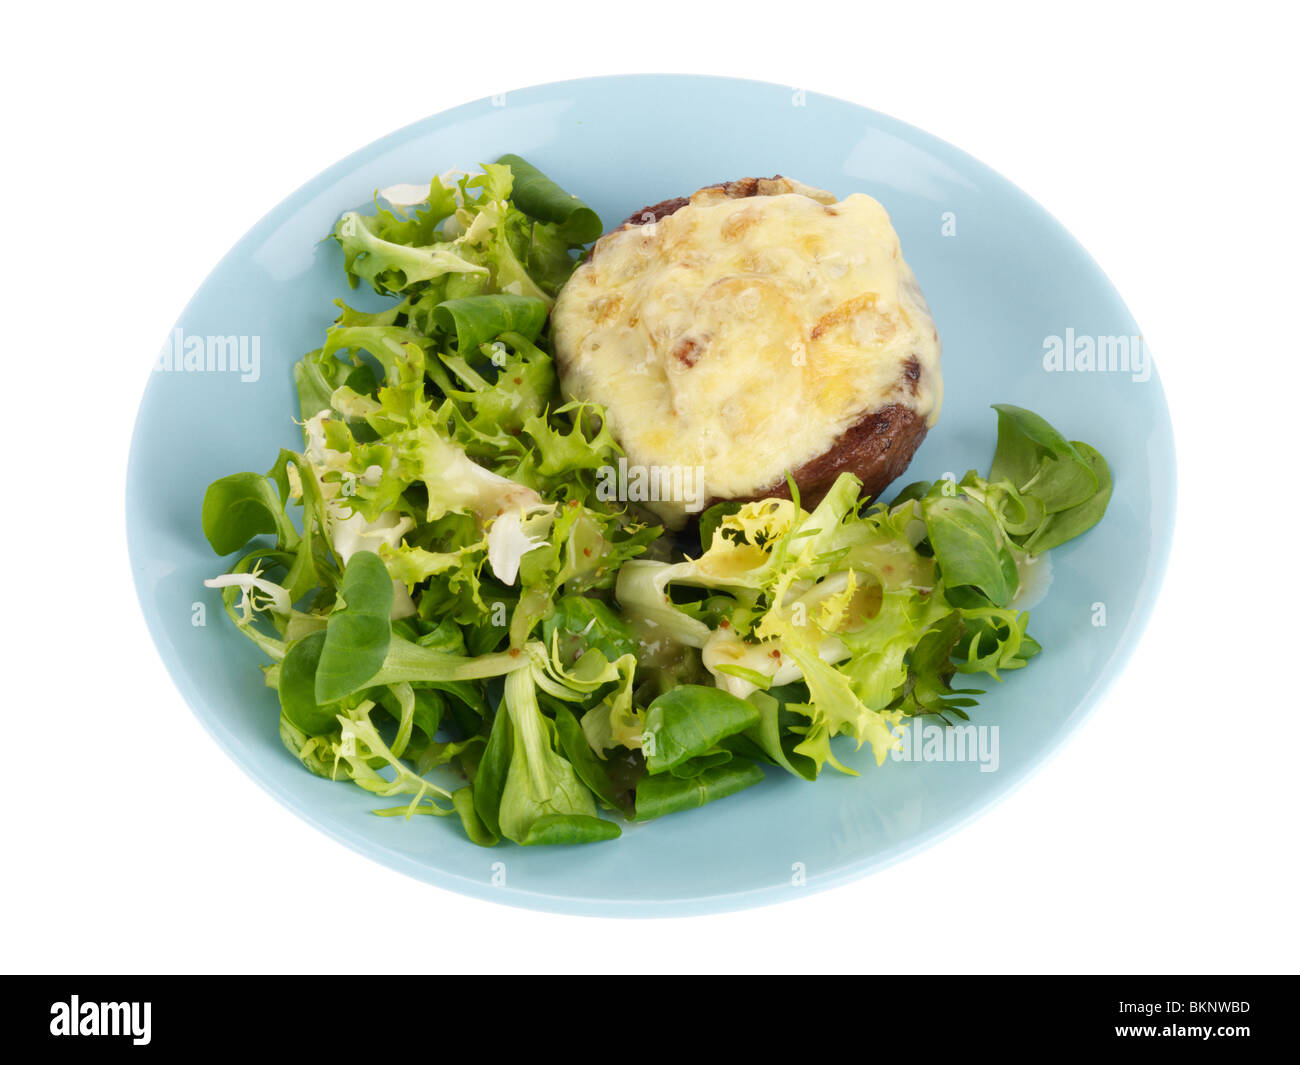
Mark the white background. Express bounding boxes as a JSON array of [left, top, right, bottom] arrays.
[[3, 0, 1296, 974]]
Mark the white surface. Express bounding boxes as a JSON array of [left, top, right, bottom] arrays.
[[2, 0, 1295, 974]]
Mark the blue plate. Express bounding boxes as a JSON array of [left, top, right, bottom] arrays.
[[127, 74, 1175, 915]]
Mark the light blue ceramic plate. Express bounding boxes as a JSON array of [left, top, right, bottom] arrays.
[[127, 74, 1175, 916]]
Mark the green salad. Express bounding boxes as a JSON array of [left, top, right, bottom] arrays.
[[201, 155, 1113, 846]]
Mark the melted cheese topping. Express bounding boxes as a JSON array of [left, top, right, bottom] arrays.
[[551, 181, 942, 525]]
